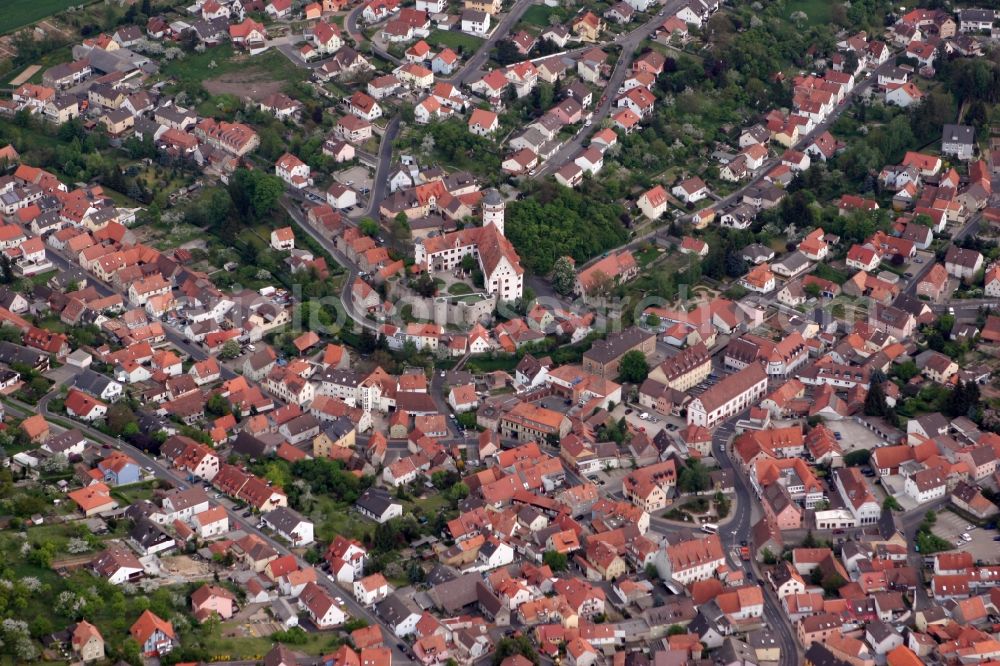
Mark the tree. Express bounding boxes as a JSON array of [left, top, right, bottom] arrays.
[[645, 313, 661, 328], [678, 458, 710, 493], [412, 273, 437, 297], [494, 39, 521, 66], [946, 380, 980, 418], [864, 379, 888, 417], [106, 403, 138, 437], [551, 256, 577, 296], [206, 394, 231, 417], [843, 449, 870, 467], [493, 636, 538, 666], [359, 218, 379, 237], [219, 340, 241, 360], [543, 550, 568, 571], [821, 573, 847, 596], [883, 496, 901, 512], [618, 350, 649, 383]]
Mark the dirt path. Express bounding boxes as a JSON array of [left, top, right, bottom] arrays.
[[9, 64, 40, 86]]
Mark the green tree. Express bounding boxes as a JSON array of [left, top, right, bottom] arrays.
[[645, 313, 661, 328], [843, 449, 871, 467], [618, 350, 650, 383], [206, 394, 231, 417], [678, 458, 710, 493], [219, 340, 241, 360], [493, 636, 538, 666], [543, 550, 568, 571], [864, 379, 887, 417], [821, 573, 847, 596], [551, 256, 576, 296], [106, 403, 138, 437]]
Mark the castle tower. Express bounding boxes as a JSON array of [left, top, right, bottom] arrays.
[[482, 188, 504, 236]]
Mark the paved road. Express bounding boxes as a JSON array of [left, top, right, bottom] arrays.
[[710, 415, 798, 666], [536, 1, 684, 177], [364, 115, 402, 219], [444, 0, 537, 86], [281, 195, 376, 335], [42, 246, 238, 379]]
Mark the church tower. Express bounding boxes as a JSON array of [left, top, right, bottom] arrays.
[[482, 188, 504, 236]]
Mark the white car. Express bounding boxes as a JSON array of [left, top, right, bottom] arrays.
[[639, 412, 649, 420]]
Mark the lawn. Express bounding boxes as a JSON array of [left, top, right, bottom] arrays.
[[466, 354, 518, 373], [781, 0, 833, 27], [427, 29, 485, 54], [447, 282, 473, 295], [521, 5, 564, 27], [110, 481, 158, 506], [308, 496, 371, 543], [160, 46, 307, 93], [201, 623, 343, 660], [0, 0, 91, 35], [812, 263, 850, 285]]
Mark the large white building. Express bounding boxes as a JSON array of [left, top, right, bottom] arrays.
[[414, 189, 524, 302], [834, 467, 881, 525], [654, 534, 726, 586], [686, 364, 768, 428]]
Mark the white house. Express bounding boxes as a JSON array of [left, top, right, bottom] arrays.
[[356, 488, 403, 523], [300, 583, 347, 629], [671, 177, 709, 203], [275, 153, 312, 189], [637, 185, 668, 219], [327, 184, 358, 210], [686, 364, 768, 428], [262, 507, 315, 546], [461, 9, 490, 35], [354, 573, 391, 606], [903, 468, 947, 504]]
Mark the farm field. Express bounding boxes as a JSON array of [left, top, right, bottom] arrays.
[[0, 0, 83, 35]]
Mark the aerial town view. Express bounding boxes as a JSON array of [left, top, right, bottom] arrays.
[[1, 0, 1000, 663]]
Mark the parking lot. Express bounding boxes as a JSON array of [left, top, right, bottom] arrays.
[[333, 165, 373, 192], [932, 509, 998, 562], [824, 419, 887, 453]]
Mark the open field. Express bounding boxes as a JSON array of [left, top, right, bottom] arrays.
[[162, 46, 307, 95], [0, 0, 85, 35], [204, 70, 285, 102], [427, 29, 484, 53]]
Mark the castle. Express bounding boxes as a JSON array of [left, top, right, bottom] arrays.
[[414, 188, 524, 303]]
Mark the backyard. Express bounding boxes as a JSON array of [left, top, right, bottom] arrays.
[[520, 5, 567, 28], [427, 29, 484, 54]]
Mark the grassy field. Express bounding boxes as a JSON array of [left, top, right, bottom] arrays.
[[521, 5, 564, 27], [161, 46, 307, 93], [781, 0, 833, 27], [202, 623, 343, 660], [0, 0, 90, 35], [427, 29, 485, 54]]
